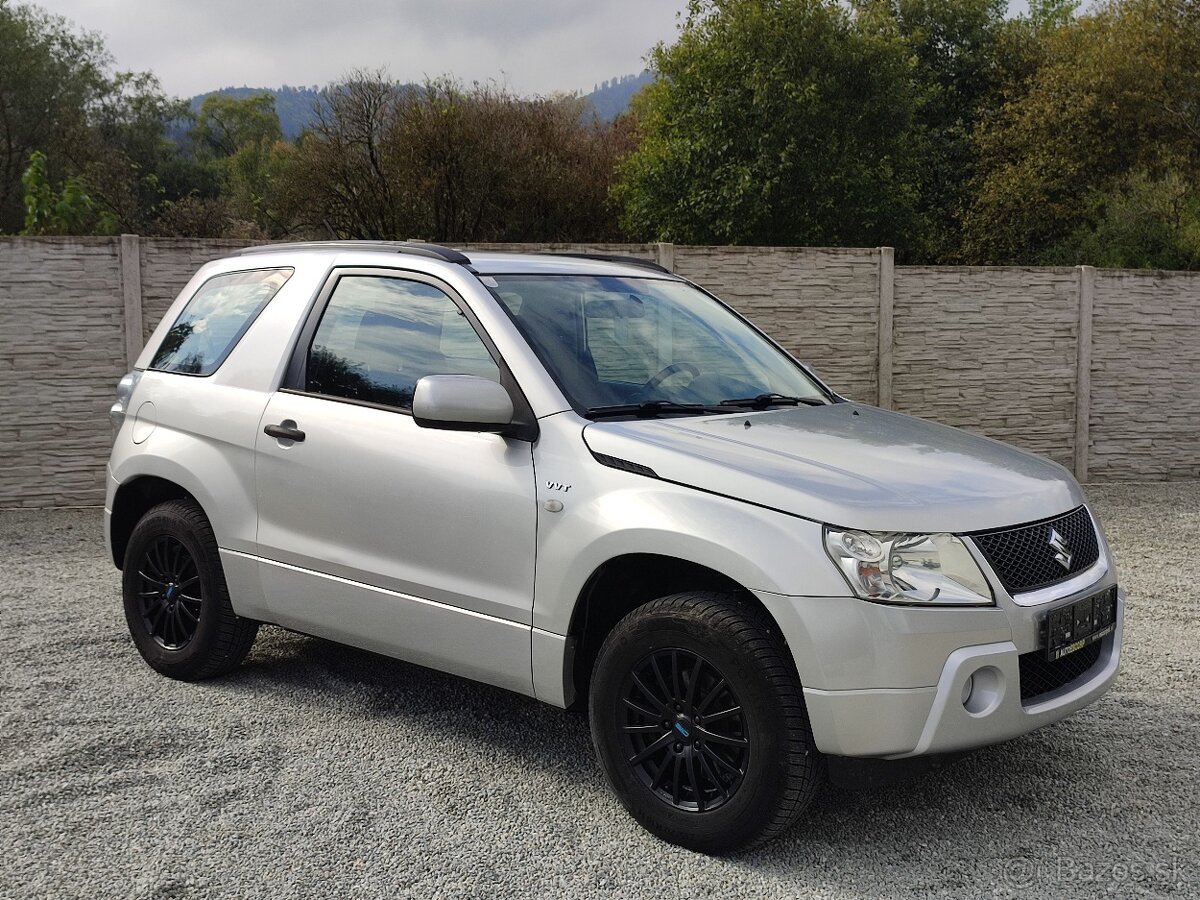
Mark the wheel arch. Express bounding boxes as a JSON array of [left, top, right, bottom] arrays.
[[562, 553, 795, 709], [109, 476, 201, 568]]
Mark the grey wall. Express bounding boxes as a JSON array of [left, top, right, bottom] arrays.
[[890, 266, 1082, 472], [2, 237, 1197, 507], [1, 238, 127, 507], [1091, 270, 1200, 480], [673, 246, 882, 405]]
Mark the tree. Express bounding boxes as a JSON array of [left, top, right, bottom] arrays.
[[82, 70, 195, 232], [0, 0, 108, 231], [278, 73, 408, 239], [1, 1, 203, 234], [963, 0, 1200, 265], [854, 0, 1013, 260], [20, 150, 106, 234], [613, 0, 919, 248], [277, 74, 632, 242], [191, 93, 282, 158], [181, 92, 289, 237], [398, 78, 633, 242], [1045, 170, 1200, 269]]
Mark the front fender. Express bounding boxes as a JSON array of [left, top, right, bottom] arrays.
[[531, 477, 847, 636]]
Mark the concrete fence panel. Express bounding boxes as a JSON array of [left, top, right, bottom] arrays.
[[0, 238, 125, 506], [891, 266, 1082, 471], [672, 246, 881, 405], [1090, 270, 1200, 481]]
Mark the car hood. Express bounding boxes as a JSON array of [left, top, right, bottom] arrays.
[[581, 404, 1084, 533]]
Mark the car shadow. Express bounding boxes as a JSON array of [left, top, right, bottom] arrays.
[[209, 623, 1131, 873], [226, 626, 601, 784]]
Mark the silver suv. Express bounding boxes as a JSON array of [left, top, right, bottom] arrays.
[[106, 242, 1123, 853]]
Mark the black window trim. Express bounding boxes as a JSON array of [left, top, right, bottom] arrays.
[[148, 265, 295, 378], [279, 266, 539, 441]]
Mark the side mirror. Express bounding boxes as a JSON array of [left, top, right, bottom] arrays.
[[412, 375, 515, 433]]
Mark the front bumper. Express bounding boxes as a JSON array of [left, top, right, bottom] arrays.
[[756, 581, 1124, 759]]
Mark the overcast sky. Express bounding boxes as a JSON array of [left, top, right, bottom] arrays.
[[34, 1, 1034, 101], [34, 0, 688, 98]]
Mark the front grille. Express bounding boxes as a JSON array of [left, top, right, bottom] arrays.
[[1018, 642, 1103, 701], [970, 506, 1100, 594]]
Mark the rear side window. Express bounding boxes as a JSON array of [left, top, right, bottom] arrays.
[[150, 268, 293, 375]]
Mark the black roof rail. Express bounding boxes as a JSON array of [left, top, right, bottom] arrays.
[[546, 252, 672, 275], [231, 240, 473, 266]]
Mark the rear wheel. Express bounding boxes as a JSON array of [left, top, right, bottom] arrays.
[[589, 592, 822, 854], [122, 499, 258, 680]]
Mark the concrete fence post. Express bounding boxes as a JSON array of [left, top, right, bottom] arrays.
[[877, 246, 895, 409], [119, 234, 144, 368], [1075, 265, 1095, 483], [655, 242, 675, 273]]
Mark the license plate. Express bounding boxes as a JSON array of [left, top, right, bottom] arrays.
[[1044, 586, 1118, 662]]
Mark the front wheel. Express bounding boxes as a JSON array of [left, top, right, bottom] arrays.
[[121, 499, 258, 680], [589, 592, 822, 854]]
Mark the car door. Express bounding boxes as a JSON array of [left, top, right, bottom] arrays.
[[253, 268, 538, 695]]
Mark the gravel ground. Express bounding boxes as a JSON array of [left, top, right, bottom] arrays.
[[2, 484, 1198, 899]]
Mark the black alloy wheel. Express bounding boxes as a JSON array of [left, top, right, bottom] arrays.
[[122, 499, 258, 680], [590, 592, 823, 854], [620, 648, 750, 813], [136, 535, 203, 650]]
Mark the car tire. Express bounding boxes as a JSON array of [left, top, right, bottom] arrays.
[[589, 591, 823, 854], [121, 499, 258, 680]]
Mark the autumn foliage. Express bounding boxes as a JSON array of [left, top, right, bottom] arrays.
[[3, 0, 1198, 267]]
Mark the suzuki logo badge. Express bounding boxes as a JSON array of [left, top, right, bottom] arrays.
[[1048, 527, 1073, 570]]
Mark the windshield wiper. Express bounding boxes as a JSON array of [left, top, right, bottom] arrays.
[[718, 393, 829, 410], [584, 400, 732, 420]]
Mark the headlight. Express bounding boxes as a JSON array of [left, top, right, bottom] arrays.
[[823, 527, 994, 606]]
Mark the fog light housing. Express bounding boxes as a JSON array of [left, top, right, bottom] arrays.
[[962, 666, 1003, 716]]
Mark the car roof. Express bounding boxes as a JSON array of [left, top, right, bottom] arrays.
[[228, 241, 677, 279]]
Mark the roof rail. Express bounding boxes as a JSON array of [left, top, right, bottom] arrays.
[[547, 252, 672, 275], [231, 240, 473, 266]]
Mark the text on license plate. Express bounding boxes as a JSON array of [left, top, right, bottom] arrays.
[[1045, 586, 1118, 662]]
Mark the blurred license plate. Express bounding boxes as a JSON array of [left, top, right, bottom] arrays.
[[1045, 586, 1118, 661]]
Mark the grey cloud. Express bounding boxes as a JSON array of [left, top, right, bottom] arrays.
[[37, 0, 684, 97]]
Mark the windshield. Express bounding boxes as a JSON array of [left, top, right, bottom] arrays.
[[486, 274, 829, 415]]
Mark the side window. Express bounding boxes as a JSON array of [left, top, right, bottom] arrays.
[[305, 275, 500, 410], [151, 268, 292, 375]]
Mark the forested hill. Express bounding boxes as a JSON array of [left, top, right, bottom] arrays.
[[583, 71, 654, 120], [188, 85, 322, 139], [189, 72, 652, 138]]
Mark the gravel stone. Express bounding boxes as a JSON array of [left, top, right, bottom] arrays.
[[2, 484, 1197, 898]]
